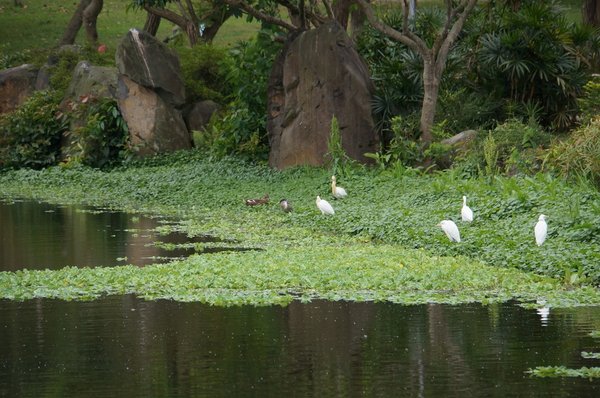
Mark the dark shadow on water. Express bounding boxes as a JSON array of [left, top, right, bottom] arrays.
[[0, 297, 599, 397], [0, 200, 254, 271]]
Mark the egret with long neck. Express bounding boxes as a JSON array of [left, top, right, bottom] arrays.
[[331, 176, 347, 199]]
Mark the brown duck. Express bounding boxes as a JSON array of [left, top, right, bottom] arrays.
[[245, 193, 270, 206]]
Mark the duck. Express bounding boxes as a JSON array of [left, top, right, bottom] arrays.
[[279, 199, 293, 213], [245, 193, 270, 206]]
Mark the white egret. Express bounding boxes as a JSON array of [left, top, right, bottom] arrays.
[[438, 220, 461, 242], [461, 196, 473, 222], [534, 214, 547, 246], [331, 176, 347, 199], [279, 199, 293, 213], [316, 195, 335, 215]]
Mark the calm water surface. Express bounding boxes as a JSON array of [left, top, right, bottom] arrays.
[[1, 298, 599, 397], [0, 200, 241, 270]]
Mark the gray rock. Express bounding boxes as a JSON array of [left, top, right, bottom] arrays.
[[441, 130, 478, 147], [61, 61, 119, 104], [184, 100, 220, 133], [115, 29, 185, 107], [0, 64, 38, 114], [268, 22, 378, 169]]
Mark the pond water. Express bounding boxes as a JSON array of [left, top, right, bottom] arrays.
[[1, 200, 599, 396], [1, 297, 599, 397], [0, 200, 248, 270]]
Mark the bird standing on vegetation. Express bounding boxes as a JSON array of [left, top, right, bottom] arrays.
[[461, 196, 474, 222], [535, 214, 547, 246], [316, 196, 335, 215], [245, 193, 270, 206], [331, 176, 347, 199], [279, 199, 293, 213], [438, 220, 461, 242]]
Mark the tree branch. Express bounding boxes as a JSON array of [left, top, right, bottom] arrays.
[[144, 5, 188, 26], [223, 0, 298, 31], [355, 0, 426, 55], [435, 0, 478, 75]]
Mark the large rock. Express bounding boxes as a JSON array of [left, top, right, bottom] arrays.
[[184, 100, 221, 133], [268, 22, 378, 169], [117, 76, 191, 156], [0, 64, 38, 114], [115, 29, 185, 107], [61, 61, 119, 106]]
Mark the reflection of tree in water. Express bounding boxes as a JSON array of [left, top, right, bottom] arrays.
[[1, 299, 600, 396]]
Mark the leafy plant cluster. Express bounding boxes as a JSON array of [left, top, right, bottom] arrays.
[[357, 0, 599, 170], [543, 117, 600, 187], [198, 27, 283, 160], [63, 96, 131, 168], [458, 119, 552, 176], [527, 366, 600, 379], [0, 90, 68, 169], [177, 43, 232, 103]]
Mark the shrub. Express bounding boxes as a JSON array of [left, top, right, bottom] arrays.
[[63, 97, 131, 168], [459, 119, 551, 176], [0, 91, 67, 169], [543, 117, 600, 187], [474, 0, 598, 131], [578, 75, 600, 124], [200, 27, 282, 160], [177, 44, 232, 103]]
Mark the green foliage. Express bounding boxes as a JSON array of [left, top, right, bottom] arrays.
[[177, 44, 232, 103], [2, 153, 600, 286], [0, 91, 67, 169], [63, 97, 131, 168], [474, 0, 599, 130], [366, 116, 452, 170], [578, 75, 600, 124], [47, 50, 81, 94], [325, 116, 353, 177], [590, 331, 600, 338], [543, 117, 600, 187], [1, 243, 599, 306], [581, 352, 600, 359], [201, 27, 282, 160], [483, 132, 499, 176], [0, 45, 31, 69], [461, 119, 551, 176], [527, 366, 600, 379], [48, 47, 113, 95]]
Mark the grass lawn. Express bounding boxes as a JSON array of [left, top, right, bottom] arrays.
[[0, 0, 260, 57], [0, 152, 599, 307]]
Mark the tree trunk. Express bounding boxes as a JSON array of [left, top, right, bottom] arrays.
[[333, 0, 352, 30], [583, 0, 600, 26], [349, 0, 370, 42], [144, 11, 161, 36], [420, 59, 440, 143], [59, 0, 91, 46], [14, 0, 24, 7], [82, 0, 103, 45]]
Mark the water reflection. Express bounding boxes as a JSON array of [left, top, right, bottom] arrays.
[[0, 298, 598, 397], [0, 200, 248, 270]]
